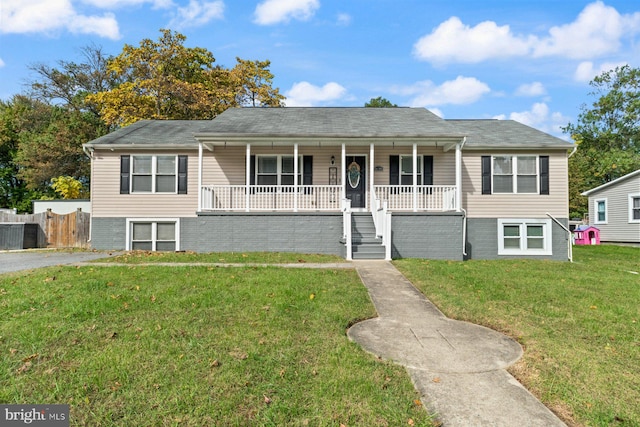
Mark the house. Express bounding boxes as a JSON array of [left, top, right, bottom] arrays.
[[83, 107, 574, 260], [573, 225, 600, 246], [581, 169, 640, 244]]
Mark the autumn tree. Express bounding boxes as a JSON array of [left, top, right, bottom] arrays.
[[365, 97, 398, 107], [89, 29, 284, 127], [230, 58, 284, 107], [563, 65, 640, 217]]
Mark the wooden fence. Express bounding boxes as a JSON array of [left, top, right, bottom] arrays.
[[0, 210, 90, 248]]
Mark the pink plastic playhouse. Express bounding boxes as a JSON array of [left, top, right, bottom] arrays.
[[573, 225, 600, 245]]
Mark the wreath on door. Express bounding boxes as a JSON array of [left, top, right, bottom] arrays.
[[348, 161, 361, 189]]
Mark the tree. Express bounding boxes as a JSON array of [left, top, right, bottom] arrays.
[[51, 176, 85, 199], [230, 58, 284, 107], [28, 44, 116, 118], [0, 97, 50, 211], [563, 65, 640, 217], [0, 96, 97, 196], [365, 97, 398, 108], [88, 29, 284, 127]]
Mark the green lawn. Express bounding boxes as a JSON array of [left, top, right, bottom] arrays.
[[395, 245, 640, 427], [94, 251, 346, 264], [0, 264, 432, 426]]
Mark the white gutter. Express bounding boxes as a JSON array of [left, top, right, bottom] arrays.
[[568, 145, 578, 158], [546, 212, 573, 263]]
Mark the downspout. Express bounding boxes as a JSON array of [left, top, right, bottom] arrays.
[[198, 142, 203, 211], [568, 145, 577, 158], [83, 146, 94, 243], [457, 137, 467, 258], [461, 208, 468, 257]]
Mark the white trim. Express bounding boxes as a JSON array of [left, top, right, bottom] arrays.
[[491, 154, 539, 194], [125, 218, 180, 251], [594, 198, 608, 224], [130, 155, 178, 194], [497, 218, 552, 256], [582, 169, 640, 196], [629, 193, 640, 223]]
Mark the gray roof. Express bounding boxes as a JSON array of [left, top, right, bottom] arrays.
[[195, 107, 462, 138], [84, 108, 575, 150], [85, 120, 210, 147], [447, 119, 574, 149]]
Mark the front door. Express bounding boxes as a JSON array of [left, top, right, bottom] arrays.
[[345, 156, 366, 208]]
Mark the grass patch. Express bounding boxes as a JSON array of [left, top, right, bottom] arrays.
[[0, 264, 433, 426], [394, 245, 640, 427], [96, 251, 346, 264]]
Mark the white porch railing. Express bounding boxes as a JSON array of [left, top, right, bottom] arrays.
[[372, 196, 392, 260], [201, 185, 458, 212], [342, 198, 352, 261], [201, 185, 343, 211], [374, 185, 457, 211]]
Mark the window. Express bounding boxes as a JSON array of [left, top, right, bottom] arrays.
[[400, 155, 422, 185], [121, 155, 187, 194], [492, 155, 537, 193], [256, 155, 302, 186], [127, 219, 179, 251], [131, 155, 176, 193], [629, 194, 640, 223], [498, 219, 552, 255], [389, 155, 433, 186], [595, 199, 607, 224]]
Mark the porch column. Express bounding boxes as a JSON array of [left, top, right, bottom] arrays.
[[198, 141, 203, 211], [293, 143, 299, 212], [370, 143, 375, 211], [246, 144, 251, 212], [455, 139, 463, 212], [341, 143, 346, 202], [413, 143, 418, 212]]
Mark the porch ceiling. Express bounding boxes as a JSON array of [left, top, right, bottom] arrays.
[[199, 136, 463, 151]]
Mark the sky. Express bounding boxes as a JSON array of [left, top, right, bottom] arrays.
[[1, 0, 639, 139]]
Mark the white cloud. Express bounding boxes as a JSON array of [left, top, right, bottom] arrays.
[[574, 60, 628, 82], [502, 102, 570, 136], [254, 0, 319, 25], [515, 82, 546, 97], [81, 0, 173, 8], [285, 81, 347, 106], [0, 58, 5, 68], [392, 76, 490, 107], [169, 0, 224, 29], [533, 1, 640, 59], [337, 13, 351, 26], [413, 1, 640, 65], [1, 0, 120, 39], [413, 16, 532, 64]]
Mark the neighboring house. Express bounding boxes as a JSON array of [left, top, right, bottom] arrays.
[[32, 199, 91, 214], [83, 107, 574, 260], [582, 169, 640, 244]]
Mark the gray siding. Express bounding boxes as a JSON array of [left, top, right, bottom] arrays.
[[91, 218, 127, 250], [182, 213, 344, 255], [391, 213, 464, 260], [587, 174, 640, 243], [466, 218, 570, 261]]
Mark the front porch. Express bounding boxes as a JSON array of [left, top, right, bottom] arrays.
[[200, 184, 458, 212]]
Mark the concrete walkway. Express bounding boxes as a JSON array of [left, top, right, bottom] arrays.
[[348, 261, 566, 427]]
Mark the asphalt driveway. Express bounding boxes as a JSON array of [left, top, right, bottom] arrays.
[[0, 250, 118, 274]]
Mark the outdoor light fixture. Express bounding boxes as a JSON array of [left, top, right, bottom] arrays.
[[330, 155, 335, 165]]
